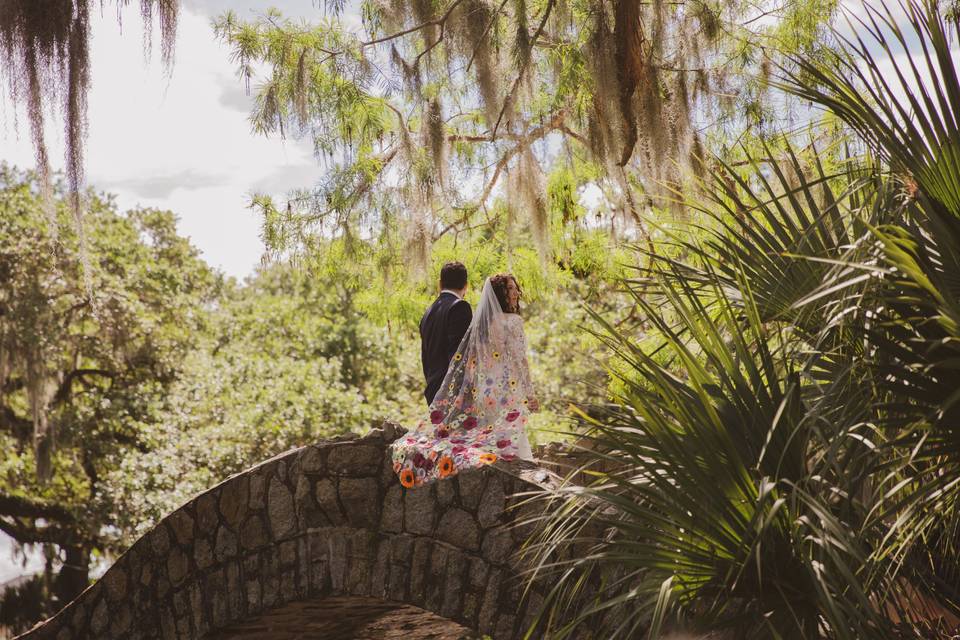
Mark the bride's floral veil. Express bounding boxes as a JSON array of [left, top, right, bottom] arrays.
[[392, 277, 534, 487]]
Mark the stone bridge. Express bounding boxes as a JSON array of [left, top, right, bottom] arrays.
[[17, 425, 601, 640]]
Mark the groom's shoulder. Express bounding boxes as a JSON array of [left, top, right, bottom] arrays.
[[450, 296, 472, 318]]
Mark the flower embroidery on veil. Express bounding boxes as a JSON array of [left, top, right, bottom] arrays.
[[391, 278, 535, 488]]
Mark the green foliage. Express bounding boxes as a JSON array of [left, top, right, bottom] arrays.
[[298, 193, 629, 326], [522, 281, 613, 445], [0, 163, 218, 610], [0, 574, 48, 635], [212, 0, 839, 301], [522, 1, 960, 637], [102, 265, 426, 539], [529, 263, 893, 639]]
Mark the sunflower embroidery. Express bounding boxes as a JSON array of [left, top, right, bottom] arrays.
[[438, 455, 456, 478], [509, 379, 517, 389], [479, 453, 497, 465], [454, 352, 463, 361], [493, 351, 501, 360], [399, 468, 416, 488]]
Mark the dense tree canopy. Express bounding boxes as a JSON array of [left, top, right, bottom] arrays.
[[103, 263, 427, 540], [0, 164, 215, 613], [214, 0, 837, 300]]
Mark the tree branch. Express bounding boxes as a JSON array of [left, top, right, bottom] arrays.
[[434, 110, 568, 243], [0, 516, 80, 546], [53, 368, 115, 407], [0, 492, 74, 524], [0, 404, 32, 440], [477, 110, 568, 206], [2, 376, 25, 395], [361, 0, 467, 48], [490, 0, 556, 139], [557, 124, 587, 146], [464, 0, 510, 73]]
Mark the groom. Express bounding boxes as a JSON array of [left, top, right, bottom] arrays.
[[420, 261, 472, 405]]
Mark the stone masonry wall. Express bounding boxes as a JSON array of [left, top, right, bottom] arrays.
[[17, 424, 565, 640]]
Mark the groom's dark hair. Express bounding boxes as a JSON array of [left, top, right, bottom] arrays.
[[440, 261, 468, 290]]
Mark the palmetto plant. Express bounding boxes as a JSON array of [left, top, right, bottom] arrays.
[[521, 0, 960, 637]]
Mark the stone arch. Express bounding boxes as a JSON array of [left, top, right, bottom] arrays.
[[17, 425, 569, 640]]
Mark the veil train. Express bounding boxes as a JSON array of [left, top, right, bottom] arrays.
[[391, 278, 535, 488]]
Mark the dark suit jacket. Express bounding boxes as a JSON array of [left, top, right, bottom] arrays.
[[420, 291, 472, 405]]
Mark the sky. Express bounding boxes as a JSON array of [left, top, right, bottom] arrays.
[[0, 1, 356, 280]]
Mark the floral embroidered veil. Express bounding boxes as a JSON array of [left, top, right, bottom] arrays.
[[391, 278, 534, 487]]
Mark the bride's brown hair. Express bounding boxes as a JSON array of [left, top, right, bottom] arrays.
[[490, 273, 522, 313]]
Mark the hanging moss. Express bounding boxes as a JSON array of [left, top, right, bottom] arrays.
[[613, 0, 646, 167], [217, 0, 834, 285], [422, 97, 447, 191], [515, 146, 550, 260], [411, 0, 440, 51], [0, 0, 178, 229], [451, 0, 504, 128]]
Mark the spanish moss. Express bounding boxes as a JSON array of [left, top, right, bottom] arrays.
[[0, 0, 178, 229], [215, 0, 820, 282]]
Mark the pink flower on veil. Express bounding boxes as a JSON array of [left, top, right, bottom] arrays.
[[506, 410, 520, 422], [430, 410, 444, 424], [463, 417, 478, 430], [412, 452, 428, 469]]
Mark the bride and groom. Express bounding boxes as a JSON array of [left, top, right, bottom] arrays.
[[391, 262, 540, 488]]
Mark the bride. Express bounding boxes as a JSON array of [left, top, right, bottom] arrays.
[[391, 273, 540, 488]]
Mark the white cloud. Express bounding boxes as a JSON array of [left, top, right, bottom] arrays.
[[103, 168, 231, 198], [0, 3, 328, 279]]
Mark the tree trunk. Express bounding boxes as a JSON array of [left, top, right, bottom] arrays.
[[53, 544, 88, 606]]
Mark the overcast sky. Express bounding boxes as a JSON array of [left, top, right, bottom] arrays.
[[0, 1, 357, 280]]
